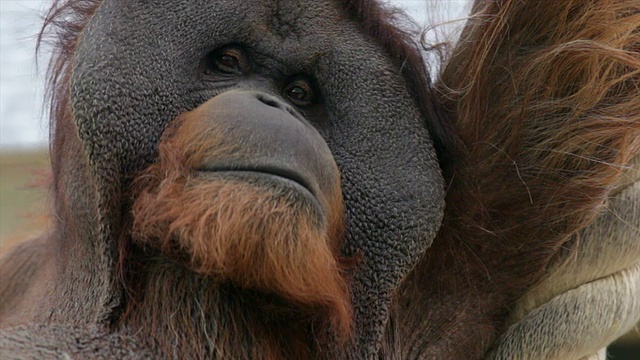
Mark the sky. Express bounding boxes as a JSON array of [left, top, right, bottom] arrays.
[[0, 0, 471, 149]]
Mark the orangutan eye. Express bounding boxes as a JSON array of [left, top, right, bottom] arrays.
[[284, 79, 316, 106], [207, 46, 247, 75], [217, 54, 239, 72]]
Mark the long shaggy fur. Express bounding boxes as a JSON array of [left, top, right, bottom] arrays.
[[439, 0, 639, 281], [129, 112, 351, 340], [392, 0, 639, 358]]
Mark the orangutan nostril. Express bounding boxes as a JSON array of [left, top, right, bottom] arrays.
[[256, 94, 281, 109]]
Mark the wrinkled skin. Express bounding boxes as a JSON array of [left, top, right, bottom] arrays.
[[0, 0, 639, 359]]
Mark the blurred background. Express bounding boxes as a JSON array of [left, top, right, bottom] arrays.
[[0, 1, 637, 358], [1, 0, 50, 247]]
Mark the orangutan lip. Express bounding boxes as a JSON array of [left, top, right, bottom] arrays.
[[196, 166, 316, 197]]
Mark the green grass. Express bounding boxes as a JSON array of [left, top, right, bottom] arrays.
[[0, 149, 50, 249]]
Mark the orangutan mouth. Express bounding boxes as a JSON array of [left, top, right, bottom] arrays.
[[196, 165, 317, 198]]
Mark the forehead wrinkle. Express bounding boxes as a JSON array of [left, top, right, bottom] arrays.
[[243, 0, 357, 77], [248, 25, 334, 76], [250, 34, 328, 78], [258, 0, 345, 40]]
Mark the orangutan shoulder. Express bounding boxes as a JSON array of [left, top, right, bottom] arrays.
[[0, 234, 55, 326]]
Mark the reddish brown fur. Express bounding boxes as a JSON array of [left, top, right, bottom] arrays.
[[438, 0, 639, 293], [391, 0, 640, 358], [130, 108, 351, 339]]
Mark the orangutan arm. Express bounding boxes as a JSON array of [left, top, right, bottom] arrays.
[[487, 157, 640, 359]]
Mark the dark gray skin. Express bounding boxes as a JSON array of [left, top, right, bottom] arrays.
[[194, 91, 340, 206], [0, 0, 443, 358]]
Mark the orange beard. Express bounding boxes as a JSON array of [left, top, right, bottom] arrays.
[[129, 115, 351, 339]]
